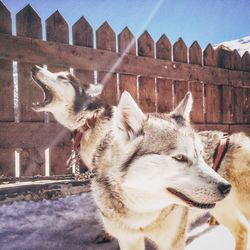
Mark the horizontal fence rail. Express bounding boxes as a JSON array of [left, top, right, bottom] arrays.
[[0, 2, 249, 178]]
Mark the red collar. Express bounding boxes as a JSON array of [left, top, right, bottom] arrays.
[[72, 112, 98, 151], [212, 133, 230, 172]]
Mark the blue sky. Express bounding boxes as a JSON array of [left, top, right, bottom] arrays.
[[2, 0, 250, 48]]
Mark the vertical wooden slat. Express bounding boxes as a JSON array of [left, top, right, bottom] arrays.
[[96, 21, 117, 105], [0, 2, 14, 122], [0, 2, 15, 176], [118, 27, 137, 101], [232, 50, 242, 70], [46, 11, 70, 175], [157, 79, 173, 113], [72, 16, 94, 84], [173, 38, 188, 111], [173, 38, 187, 63], [233, 87, 244, 124], [190, 82, 204, 123], [189, 41, 202, 65], [205, 84, 222, 123], [244, 87, 250, 123], [138, 31, 155, 112], [173, 81, 189, 107], [156, 34, 172, 113], [156, 34, 171, 61], [222, 85, 233, 123], [16, 5, 45, 176], [242, 52, 250, 72], [46, 10, 69, 72], [203, 44, 218, 67], [217, 47, 232, 69], [49, 131, 72, 176], [16, 5, 43, 122]]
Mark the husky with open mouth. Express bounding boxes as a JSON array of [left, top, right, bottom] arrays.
[[31, 65, 230, 250]]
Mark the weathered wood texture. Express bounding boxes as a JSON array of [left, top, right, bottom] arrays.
[[0, 3, 15, 176], [0, 3, 250, 178], [1, 33, 250, 82], [0, 2, 15, 176], [96, 22, 117, 105], [138, 31, 156, 112], [72, 16, 94, 85], [118, 27, 137, 101], [46, 11, 69, 72], [0, 2, 13, 122]]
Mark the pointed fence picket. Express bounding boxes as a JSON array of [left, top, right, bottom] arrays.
[[0, 1, 249, 178]]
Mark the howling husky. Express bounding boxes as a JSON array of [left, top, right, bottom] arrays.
[[31, 66, 231, 250]]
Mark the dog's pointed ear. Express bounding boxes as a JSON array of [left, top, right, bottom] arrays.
[[115, 91, 145, 140], [85, 83, 104, 97], [170, 91, 193, 124]]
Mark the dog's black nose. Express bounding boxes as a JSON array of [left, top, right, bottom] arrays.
[[218, 183, 231, 196]]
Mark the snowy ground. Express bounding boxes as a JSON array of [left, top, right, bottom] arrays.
[[0, 192, 235, 250]]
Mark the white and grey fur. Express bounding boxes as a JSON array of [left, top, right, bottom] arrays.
[[31, 66, 231, 250]]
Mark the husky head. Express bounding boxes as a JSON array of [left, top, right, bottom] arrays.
[[31, 65, 103, 130], [104, 91, 231, 212]]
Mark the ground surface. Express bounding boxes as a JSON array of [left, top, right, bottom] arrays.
[[0, 193, 235, 250]]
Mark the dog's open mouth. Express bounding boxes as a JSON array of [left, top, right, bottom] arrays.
[[167, 188, 216, 209], [31, 74, 53, 109]]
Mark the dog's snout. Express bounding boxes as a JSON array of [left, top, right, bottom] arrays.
[[218, 182, 231, 196]]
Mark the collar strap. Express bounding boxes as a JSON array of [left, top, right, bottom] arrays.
[[212, 133, 230, 172], [72, 112, 98, 151]]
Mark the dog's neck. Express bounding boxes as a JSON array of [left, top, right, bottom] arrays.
[[77, 105, 115, 169]]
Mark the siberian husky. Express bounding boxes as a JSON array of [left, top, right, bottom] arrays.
[[31, 66, 231, 250], [198, 131, 250, 250]]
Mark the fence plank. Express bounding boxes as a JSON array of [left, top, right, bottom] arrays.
[[203, 44, 218, 67], [205, 84, 222, 123], [217, 47, 232, 69], [0, 2, 14, 175], [118, 27, 137, 101], [16, 5, 43, 122], [233, 87, 244, 123], [16, 5, 45, 176], [173, 38, 188, 110], [244, 88, 250, 123], [173, 38, 187, 63], [46, 10, 69, 72], [222, 85, 233, 123], [0, 149, 15, 176], [173, 81, 189, 107], [232, 50, 242, 70], [157, 79, 173, 113], [242, 52, 250, 72], [189, 82, 204, 123], [138, 31, 155, 112], [0, 2, 14, 123], [46, 10, 69, 124], [96, 22, 117, 105], [156, 35, 172, 113], [156, 34, 171, 61], [2, 34, 250, 83], [189, 41, 202, 65], [72, 16, 94, 85]]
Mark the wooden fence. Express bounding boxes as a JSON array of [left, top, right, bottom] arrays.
[[0, 2, 250, 178]]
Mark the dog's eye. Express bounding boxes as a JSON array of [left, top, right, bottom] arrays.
[[172, 154, 188, 162], [57, 75, 67, 80]]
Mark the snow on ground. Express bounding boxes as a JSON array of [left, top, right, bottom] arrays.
[[0, 193, 235, 250], [214, 36, 250, 56]]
